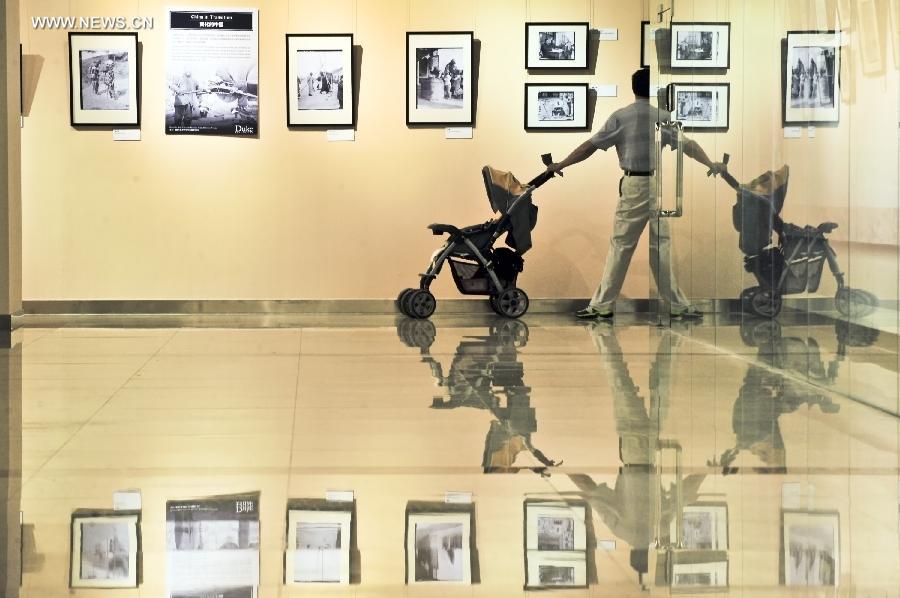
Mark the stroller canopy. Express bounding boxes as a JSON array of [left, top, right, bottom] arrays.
[[482, 166, 539, 254], [733, 165, 790, 255]]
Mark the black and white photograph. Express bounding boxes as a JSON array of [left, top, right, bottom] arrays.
[[525, 84, 589, 131], [406, 512, 471, 584], [287, 34, 355, 127], [414, 522, 464, 582], [68, 33, 140, 126], [79, 50, 130, 111], [670, 23, 730, 69], [782, 511, 839, 586], [166, 10, 259, 136], [526, 23, 589, 69], [407, 32, 474, 125], [539, 565, 575, 586], [670, 503, 729, 549], [670, 83, 730, 131], [671, 561, 729, 588], [537, 516, 575, 550], [166, 495, 261, 598], [784, 32, 841, 124], [286, 508, 352, 585], [70, 512, 139, 589]]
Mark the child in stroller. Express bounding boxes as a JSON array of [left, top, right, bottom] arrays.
[[719, 155, 877, 318], [397, 154, 561, 319]]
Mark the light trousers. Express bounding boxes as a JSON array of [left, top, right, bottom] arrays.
[[590, 174, 691, 311]]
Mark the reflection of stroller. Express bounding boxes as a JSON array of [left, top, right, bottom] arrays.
[[397, 155, 561, 319], [719, 156, 877, 318]]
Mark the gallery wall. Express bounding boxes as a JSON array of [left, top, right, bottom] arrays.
[[18, 0, 900, 302]]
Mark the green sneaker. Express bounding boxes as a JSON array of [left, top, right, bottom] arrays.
[[575, 306, 614, 319]]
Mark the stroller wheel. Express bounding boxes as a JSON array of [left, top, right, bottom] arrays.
[[397, 288, 416, 316], [397, 318, 437, 349], [835, 287, 878, 318], [494, 288, 529, 319], [748, 288, 782, 318], [407, 290, 437, 319], [490, 319, 529, 347]]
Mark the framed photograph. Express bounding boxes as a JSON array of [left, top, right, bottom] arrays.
[[286, 34, 354, 128], [524, 83, 589, 131], [784, 31, 841, 125], [70, 511, 140, 589], [670, 23, 730, 69], [781, 510, 840, 586], [406, 511, 472, 584], [525, 22, 589, 69], [286, 507, 352, 585], [641, 21, 653, 67], [68, 32, 140, 127], [524, 501, 588, 589], [406, 32, 474, 126], [671, 559, 729, 590], [670, 503, 729, 550], [669, 83, 730, 131]]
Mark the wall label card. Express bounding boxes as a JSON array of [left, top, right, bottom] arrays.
[[326, 129, 355, 142], [445, 127, 473, 139], [112, 129, 141, 141], [165, 8, 259, 136]]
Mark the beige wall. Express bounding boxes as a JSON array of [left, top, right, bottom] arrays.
[[18, 0, 900, 302]]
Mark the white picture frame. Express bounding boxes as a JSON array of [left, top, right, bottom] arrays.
[[670, 503, 729, 550], [670, 83, 730, 131], [525, 22, 589, 69], [671, 560, 729, 589], [285, 509, 352, 585], [524, 83, 589, 131], [670, 22, 731, 69], [70, 512, 140, 589], [784, 31, 841, 125], [406, 512, 472, 585], [524, 502, 589, 589], [406, 32, 474, 126], [782, 510, 840, 587], [286, 34, 354, 128]]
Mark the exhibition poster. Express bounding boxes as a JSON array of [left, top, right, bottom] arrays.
[[166, 8, 259, 136], [166, 494, 260, 598]]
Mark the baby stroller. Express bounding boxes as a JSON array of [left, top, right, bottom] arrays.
[[719, 155, 878, 318], [397, 154, 560, 319]]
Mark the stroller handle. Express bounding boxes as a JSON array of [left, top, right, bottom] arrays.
[[719, 153, 742, 192], [526, 153, 563, 189]]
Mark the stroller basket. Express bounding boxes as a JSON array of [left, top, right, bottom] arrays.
[[450, 258, 490, 294], [780, 227, 828, 294]]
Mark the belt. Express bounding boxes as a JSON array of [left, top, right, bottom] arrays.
[[624, 170, 655, 177]]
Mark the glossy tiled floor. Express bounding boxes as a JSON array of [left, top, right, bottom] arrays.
[[1, 316, 899, 596]]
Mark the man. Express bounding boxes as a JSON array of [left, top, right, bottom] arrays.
[[89, 60, 101, 95], [170, 68, 200, 127], [546, 67, 725, 319]]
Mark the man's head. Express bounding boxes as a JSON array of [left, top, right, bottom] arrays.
[[632, 67, 650, 98]]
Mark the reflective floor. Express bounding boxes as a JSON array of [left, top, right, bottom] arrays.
[[2, 317, 899, 596]]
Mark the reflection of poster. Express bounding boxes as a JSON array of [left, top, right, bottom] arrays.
[[166, 494, 260, 598], [166, 8, 259, 136]]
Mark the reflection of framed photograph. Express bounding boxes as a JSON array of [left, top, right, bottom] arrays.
[[641, 21, 654, 67], [669, 83, 730, 131], [525, 501, 588, 589], [286, 508, 352, 585], [68, 32, 140, 127], [781, 510, 840, 587], [671, 558, 729, 590], [524, 83, 589, 131], [783, 31, 841, 125], [70, 511, 140, 589], [670, 23, 730, 69], [670, 503, 729, 550], [525, 22, 589, 69], [286, 34, 354, 128], [406, 32, 474, 126], [406, 511, 472, 584]]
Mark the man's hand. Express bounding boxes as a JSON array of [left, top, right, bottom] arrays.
[[546, 162, 564, 174], [706, 162, 727, 178]]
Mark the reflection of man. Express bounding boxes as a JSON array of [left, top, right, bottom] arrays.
[[170, 69, 200, 126], [546, 67, 726, 319], [569, 324, 707, 584]]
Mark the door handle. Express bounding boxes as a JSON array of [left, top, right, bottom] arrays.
[[657, 121, 684, 218]]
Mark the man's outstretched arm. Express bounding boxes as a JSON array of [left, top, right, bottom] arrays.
[[547, 138, 598, 173], [682, 137, 726, 176]]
